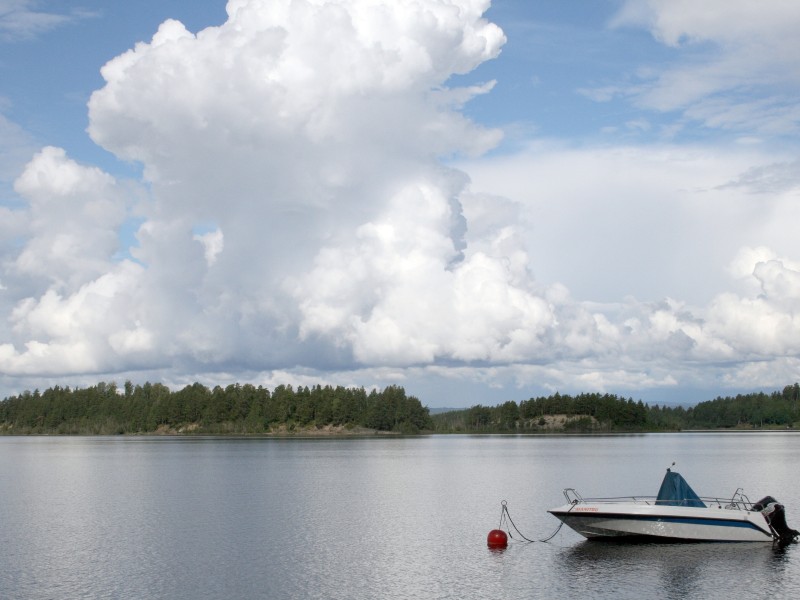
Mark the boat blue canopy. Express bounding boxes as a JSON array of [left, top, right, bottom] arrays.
[[655, 470, 706, 508]]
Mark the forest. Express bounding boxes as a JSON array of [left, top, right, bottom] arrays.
[[0, 382, 432, 435], [431, 384, 800, 433], [1, 382, 799, 435]]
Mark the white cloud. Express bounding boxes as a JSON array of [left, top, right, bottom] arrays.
[[0, 107, 37, 190], [11, 146, 127, 290], [612, 0, 800, 48], [719, 159, 800, 195], [706, 255, 800, 359], [0, 0, 96, 41], [459, 141, 800, 305], [2, 0, 509, 382], [193, 227, 224, 266], [607, 0, 800, 133], [1, 260, 152, 375], [294, 175, 566, 366], [455, 138, 800, 392]]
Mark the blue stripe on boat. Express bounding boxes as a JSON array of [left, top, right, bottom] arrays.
[[631, 515, 758, 529], [558, 512, 765, 531]]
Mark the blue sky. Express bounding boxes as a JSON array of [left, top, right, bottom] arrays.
[[2, 0, 800, 408]]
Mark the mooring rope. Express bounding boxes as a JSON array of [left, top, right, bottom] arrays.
[[498, 499, 573, 544]]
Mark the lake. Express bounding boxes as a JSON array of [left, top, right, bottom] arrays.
[[1, 433, 799, 599]]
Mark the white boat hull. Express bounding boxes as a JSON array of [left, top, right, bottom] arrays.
[[548, 502, 774, 542]]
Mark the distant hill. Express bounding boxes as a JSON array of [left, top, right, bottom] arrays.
[[428, 407, 461, 415]]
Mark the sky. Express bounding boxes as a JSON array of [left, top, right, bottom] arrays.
[[1, 0, 800, 408]]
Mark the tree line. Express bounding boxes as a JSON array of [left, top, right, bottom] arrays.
[[0, 382, 433, 435], [3, 381, 798, 435], [687, 383, 800, 429], [431, 384, 800, 433]]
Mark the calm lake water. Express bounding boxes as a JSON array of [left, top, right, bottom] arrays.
[[1, 433, 799, 599]]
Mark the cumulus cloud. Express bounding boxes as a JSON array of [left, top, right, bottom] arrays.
[[2, 0, 510, 382], [11, 147, 127, 289], [3, 263, 149, 375], [0, 145, 150, 376], [457, 136, 800, 394], [293, 174, 565, 366]]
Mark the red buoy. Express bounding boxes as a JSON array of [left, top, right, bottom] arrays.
[[487, 529, 508, 549]]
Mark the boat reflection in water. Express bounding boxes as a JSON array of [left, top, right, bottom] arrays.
[[558, 538, 796, 599]]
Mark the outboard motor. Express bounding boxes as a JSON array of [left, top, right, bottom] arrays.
[[753, 496, 799, 544]]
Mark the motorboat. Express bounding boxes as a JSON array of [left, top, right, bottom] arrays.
[[548, 467, 798, 543]]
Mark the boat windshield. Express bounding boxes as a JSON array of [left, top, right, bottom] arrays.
[[655, 470, 706, 508]]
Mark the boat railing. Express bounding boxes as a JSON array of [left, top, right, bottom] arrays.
[[562, 491, 661, 505], [561, 489, 758, 511], [563, 488, 584, 504], [702, 488, 755, 511]]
